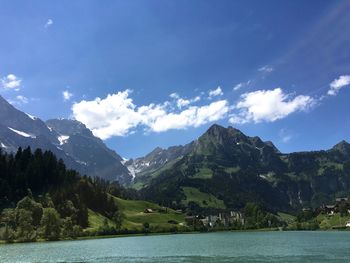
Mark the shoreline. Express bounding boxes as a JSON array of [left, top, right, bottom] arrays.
[[1, 227, 349, 245]]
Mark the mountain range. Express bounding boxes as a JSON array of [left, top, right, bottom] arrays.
[[138, 125, 350, 212], [1, 95, 350, 213], [0, 95, 132, 184]]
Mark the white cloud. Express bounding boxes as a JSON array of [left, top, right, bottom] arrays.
[[45, 19, 53, 29], [62, 90, 73, 101], [169, 93, 179, 99], [72, 90, 229, 139], [327, 75, 350, 96], [1, 74, 21, 90], [16, 95, 29, 104], [233, 80, 251, 91], [148, 100, 229, 133], [208, 86, 223, 98], [72, 90, 141, 138], [169, 93, 201, 108], [258, 65, 274, 73], [229, 88, 315, 124]]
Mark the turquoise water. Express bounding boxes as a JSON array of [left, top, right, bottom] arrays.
[[1, 231, 350, 262]]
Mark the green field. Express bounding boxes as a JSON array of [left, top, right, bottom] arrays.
[[277, 212, 296, 225], [181, 187, 226, 209], [317, 213, 350, 229], [87, 196, 187, 232], [192, 167, 213, 179], [87, 209, 114, 232]]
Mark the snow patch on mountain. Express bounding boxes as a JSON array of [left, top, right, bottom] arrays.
[[58, 135, 70, 145], [126, 164, 138, 179], [25, 113, 37, 120], [8, 127, 36, 138]]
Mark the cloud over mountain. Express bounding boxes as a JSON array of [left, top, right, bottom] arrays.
[[72, 90, 229, 139]]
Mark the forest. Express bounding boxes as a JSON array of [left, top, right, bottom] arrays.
[[0, 147, 128, 242]]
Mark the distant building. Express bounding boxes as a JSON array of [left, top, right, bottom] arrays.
[[324, 205, 336, 215], [336, 197, 348, 203], [200, 211, 244, 228], [144, 208, 155, 213]]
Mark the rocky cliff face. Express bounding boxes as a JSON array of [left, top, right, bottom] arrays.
[[46, 119, 132, 183]]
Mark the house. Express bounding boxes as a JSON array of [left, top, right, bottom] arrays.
[[324, 205, 336, 215], [336, 197, 348, 203], [144, 208, 155, 213], [346, 221, 350, 227], [200, 211, 245, 228]]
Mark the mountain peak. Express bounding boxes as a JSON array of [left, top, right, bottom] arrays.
[[206, 123, 226, 132], [332, 140, 350, 155], [46, 119, 93, 137], [206, 124, 244, 136]]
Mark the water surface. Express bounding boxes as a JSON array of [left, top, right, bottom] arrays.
[[1, 231, 350, 262]]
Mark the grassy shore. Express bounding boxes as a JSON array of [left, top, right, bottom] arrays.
[[2, 203, 350, 245]]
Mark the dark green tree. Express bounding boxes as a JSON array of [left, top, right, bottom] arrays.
[[15, 209, 36, 242], [40, 208, 61, 240]]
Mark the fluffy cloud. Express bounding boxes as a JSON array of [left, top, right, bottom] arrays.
[[229, 88, 315, 124], [72, 90, 229, 139], [208, 86, 223, 98], [45, 19, 53, 29], [1, 74, 21, 90], [62, 90, 73, 101], [169, 93, 201, 108], [148, 100, 229, 132], [328, 75, 350, 96]]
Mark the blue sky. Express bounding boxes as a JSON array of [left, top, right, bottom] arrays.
[[1, 0, 350, 158]]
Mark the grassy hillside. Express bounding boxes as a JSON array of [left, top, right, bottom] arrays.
[[276, 211, 350, 230], [87, 196, 187, 233], [131, 158, 181, 190], [317, 213, 350, 229], [182, 187, 226, 209], [87, 209, 114, 232]]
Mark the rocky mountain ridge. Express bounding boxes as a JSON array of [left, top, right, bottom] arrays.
[[0, 95, 132, 183]]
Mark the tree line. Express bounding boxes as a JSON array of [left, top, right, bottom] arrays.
[[0, 147, 126, 242]]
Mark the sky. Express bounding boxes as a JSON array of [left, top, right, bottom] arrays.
[[1, 0, 350, 158]]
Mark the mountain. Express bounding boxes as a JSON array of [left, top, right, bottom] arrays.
[[137, 124, 350, 213], [46, 119, 132, 183], [126, 143, 194, 189], [0, 95, 132, 183]]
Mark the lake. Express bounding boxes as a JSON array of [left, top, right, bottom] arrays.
[[1, 231, 350, 262]]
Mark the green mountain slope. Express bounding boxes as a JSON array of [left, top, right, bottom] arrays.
[[139, 124, 350, 213]]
